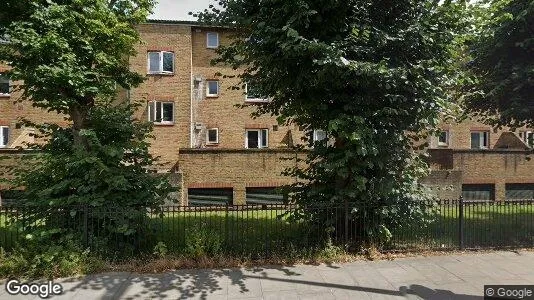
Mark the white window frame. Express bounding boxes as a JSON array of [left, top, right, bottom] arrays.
[[519, 131, 533, 146], [0, 74, 10, 96], [0, 126, 8, 148], [206, 80, 219, 97], [147, 51, 175, 74], [313, 129, 327, 142], [244, 84, 270, 103], [148, 101, 175, 125], [206, 128, 219, 144], [438, 130, 449, 147], [245, 129, 269, 149], [471, 131, 489, 149], [206, 32, 219, 49]]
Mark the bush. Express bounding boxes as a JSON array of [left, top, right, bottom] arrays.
[[0, 237, 104, 279], [184, 225, 223, 258]]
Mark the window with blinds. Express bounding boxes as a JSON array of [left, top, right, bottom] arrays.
[[188, 188, 233, 206], [506, 184, 534, 200], [462, 184, 495, 201], [246, 187, 286, 205]]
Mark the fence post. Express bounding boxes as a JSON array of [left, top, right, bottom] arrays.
[[458, 196, 464, 250], [225, 203, 229, 245], [83, 204, 89, 248], [344, 199, 349, 247]]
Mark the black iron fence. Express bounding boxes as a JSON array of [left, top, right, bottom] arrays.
[[1, 198, 534, 257]]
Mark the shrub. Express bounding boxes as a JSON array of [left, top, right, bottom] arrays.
[[0, 237, 104, 279], [184, 225, 223, 258]]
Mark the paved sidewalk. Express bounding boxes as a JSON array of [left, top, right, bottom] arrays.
[[2, 251, 534, 299]]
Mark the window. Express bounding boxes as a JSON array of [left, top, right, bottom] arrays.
[[206, 128, 219, 144], [147, 51, 174, 74], [148, 101, 174, 124], [462, 184, 495, 201], [188, 188, 233, 206], [313, 130, 327, 142], [519, 131, 533, 147], [206, 32, 219, 49], [206, 80, 219, 97], [0, 126, 8, 148], [0, 74, 9, 95], [246, 129, 268, 149], [246, 187, 287, 205], [506, 184, 534, 200], [438, 130, 449, 147], [245, 84, 269, 103], [471, 131, 489, 149]]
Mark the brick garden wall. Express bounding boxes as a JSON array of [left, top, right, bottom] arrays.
[[453, 150, 534, 201], [176, 149, 306, 205]]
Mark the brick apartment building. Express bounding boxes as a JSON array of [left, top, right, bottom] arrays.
[[1, 20, 534, 204]]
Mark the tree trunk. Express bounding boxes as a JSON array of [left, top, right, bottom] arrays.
[[70, 105, 90, 151]]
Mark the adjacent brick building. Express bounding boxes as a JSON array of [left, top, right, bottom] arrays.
[[1, 20, 534, 204]]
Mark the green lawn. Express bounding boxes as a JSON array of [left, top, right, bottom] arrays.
[[389, 203, 534, 250], [147, 208, 317, 256], [2, 203, 534, 255]]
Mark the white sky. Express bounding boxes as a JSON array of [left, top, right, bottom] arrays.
[[150, 0, 214, 21]]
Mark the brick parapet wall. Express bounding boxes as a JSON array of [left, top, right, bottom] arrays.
[[177, 148, 306, 205]]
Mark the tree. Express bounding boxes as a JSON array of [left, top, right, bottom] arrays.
[[466, 0, 534, 128], [0, 0, 175, 254], [196, 0, 468, 245]]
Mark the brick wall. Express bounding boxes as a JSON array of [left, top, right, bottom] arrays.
[[453, 150, 534, 201], [431, 118, 532, 150], [176, 149, 306, 205], [129, 23, 193, 168], [420, 170, 462, 200], [0, 65, 65, 148], [190, 27, 302, 150]]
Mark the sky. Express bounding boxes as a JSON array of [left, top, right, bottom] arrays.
[[150, 0, 213, 21]]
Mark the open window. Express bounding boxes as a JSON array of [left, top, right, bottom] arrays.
[[147, 51, 174, 74], [245, 129, 268, 148], [148, 101, 174, 124]]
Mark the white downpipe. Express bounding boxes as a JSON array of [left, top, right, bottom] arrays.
[[189, 26, 194, 148]]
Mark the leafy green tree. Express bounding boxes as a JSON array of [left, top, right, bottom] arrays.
[[0, 0, 175, 254], [466, 0, 534, 128], [196, 0, 468, 245]]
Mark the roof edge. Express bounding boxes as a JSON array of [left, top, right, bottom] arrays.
[[145, 19, 230, 29]]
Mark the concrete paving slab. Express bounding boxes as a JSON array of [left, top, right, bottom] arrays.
[[330, 288, 372, 300], [2, 251, 534, 299], [262, 290, 299, 300]]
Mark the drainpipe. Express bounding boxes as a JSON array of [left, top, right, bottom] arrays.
[[190, 26, 194, 148]]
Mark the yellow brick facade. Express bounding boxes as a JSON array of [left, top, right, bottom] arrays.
[[2, 20, 534, 204]]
